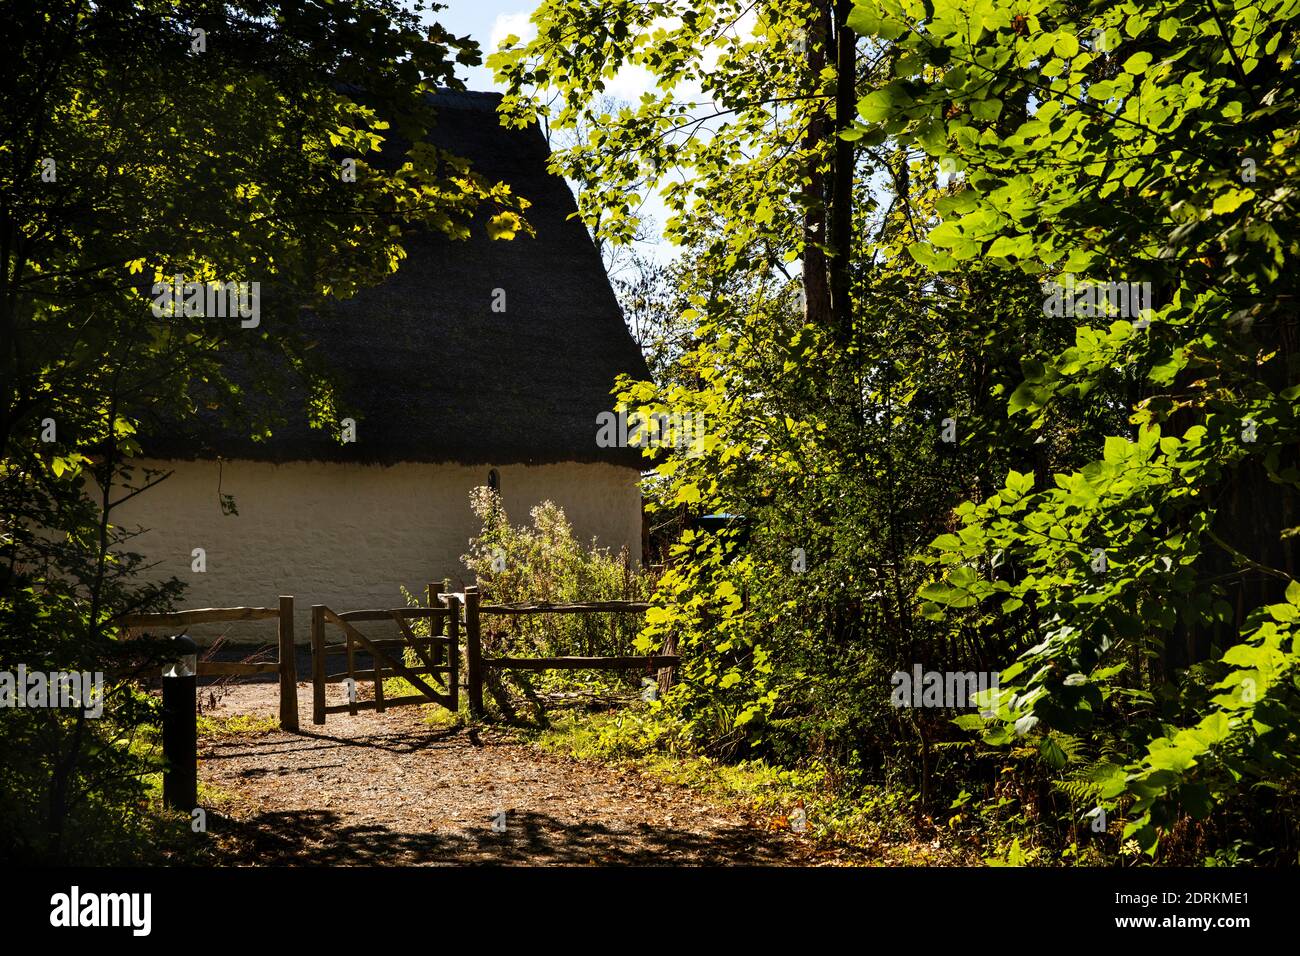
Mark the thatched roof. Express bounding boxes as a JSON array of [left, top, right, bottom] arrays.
[[146, 90, 649, 468]]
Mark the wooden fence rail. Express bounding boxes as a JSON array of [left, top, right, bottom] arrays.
[[466, 585, 676, 717], [478, 601, 652, 614], [480, 655, 680, 671], [116, 595, 298, 732], [118, 606, 280, 627], [113, 584, 676, 728]]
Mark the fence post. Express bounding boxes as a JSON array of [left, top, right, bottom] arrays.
[[162, 634, 198, 812], [441, 574, 452, 665], [345, 622, 357, 717], [429, 581, 444, 668], [310, 604, 326, 725], [445, 589, 461, 713], [278, 595, 298, 732], [372, 631, 386, 714], [465, 584, 483, 717], [657, 632, 678, 696]]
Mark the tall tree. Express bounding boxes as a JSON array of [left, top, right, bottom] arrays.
[[853, 0, 1300, 853], [0, 0, 524, 861]]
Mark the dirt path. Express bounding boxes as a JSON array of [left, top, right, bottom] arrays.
[[199, 683, 817, 865]]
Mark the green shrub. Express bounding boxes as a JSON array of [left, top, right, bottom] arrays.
[[460, 487, 658, 705]]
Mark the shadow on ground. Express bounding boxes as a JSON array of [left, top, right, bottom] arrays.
[[200, 720, 806, 866], [210, 806, 797, 866]]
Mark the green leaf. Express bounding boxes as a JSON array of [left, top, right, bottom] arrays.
[[846, 5, 908, 40], [1039, 737, 1068, 768], [971, 98, 1003, 121], [1122, 51, 1153, 74], [1051, 34, 1078, 59], [485, 213, 521, 240]]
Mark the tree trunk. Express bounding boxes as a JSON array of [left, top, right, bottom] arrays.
[[830, 0, 856, 346], [801, 3, 833, 329]]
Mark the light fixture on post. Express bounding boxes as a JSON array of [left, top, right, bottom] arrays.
[[162, 634, 198, 812]]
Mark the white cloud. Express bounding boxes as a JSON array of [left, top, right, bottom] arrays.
[[488, 11, 536, 54], [455, 11, 535, 92], [604, 64, 659, 104]]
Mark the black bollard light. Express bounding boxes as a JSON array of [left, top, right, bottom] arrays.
[[162, 634, 198, 812]]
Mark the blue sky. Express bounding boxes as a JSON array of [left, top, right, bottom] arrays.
[[422, 2, 675, 265], [430, 1, 534, 93], [430, 1, 662, 100]]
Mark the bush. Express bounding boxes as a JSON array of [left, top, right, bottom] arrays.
[[459, 487, 658, 707]]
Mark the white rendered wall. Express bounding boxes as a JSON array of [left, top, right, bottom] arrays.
[[114, 459, 643, 644]]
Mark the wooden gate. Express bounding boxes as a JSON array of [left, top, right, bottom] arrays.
[[309, 587, 459, 724]]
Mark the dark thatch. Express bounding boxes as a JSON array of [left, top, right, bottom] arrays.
[[146, 90, 649, 468]]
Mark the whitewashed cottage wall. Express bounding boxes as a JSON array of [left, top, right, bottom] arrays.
[[115, 458, 643, 643]]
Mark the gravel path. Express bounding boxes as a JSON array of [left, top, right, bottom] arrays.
[[199, 683, 816, 865]]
